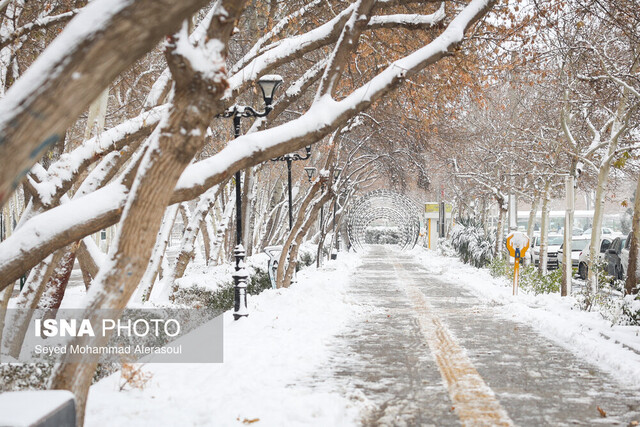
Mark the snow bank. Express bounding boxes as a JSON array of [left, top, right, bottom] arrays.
[[85, 253, 364, 426], [411, 247, 640, 389]]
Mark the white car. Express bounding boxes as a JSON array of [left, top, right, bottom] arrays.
[[582, 227, 614, 237], [558, 236, 591, 271], [530, 234, 563, 269], [576, 236, 616, 280]]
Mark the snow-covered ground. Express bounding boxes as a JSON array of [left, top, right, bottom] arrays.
[[85, 253, 366, 427], [73, 246, 640, 425], [412, 247, 640, 389]]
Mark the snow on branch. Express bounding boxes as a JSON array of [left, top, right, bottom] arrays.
[[0, 183, 129, 290], [176, 0, 495, 200], [0, 8, 81, 51], [36, 106, 165, 206], [369, 3, 446, 29], [0, 0, 211, 207], [230, 0, 324, 75], [0, 0, 494, 289]]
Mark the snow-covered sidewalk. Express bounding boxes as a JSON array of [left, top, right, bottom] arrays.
[[85, 253, 365, 427], [412, 247, 640, 389], [83, 246, 640, 426]]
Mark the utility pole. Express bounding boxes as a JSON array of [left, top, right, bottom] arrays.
[[562, 175, 575, 296]]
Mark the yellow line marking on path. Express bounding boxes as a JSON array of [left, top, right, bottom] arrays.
[[393, 263, 514, 427]]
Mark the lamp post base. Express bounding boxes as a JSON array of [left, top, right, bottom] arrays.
[[232, 244, 249, 320]]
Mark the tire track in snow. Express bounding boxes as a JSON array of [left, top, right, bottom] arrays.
[[393, 261, 514, 426]]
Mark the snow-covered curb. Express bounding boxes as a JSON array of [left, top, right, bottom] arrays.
[[411, 247, 640, 389], [85, 253, 364, 426]]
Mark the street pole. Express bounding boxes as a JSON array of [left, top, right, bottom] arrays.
[[232, 114, 248, 321], [272, 148, 311, 231], [217, 75, 283, 320], [287, 157, 293, 230], [318, 183, 325, 268], [563, 175, 575, 296], [334, 196, 338, 253]]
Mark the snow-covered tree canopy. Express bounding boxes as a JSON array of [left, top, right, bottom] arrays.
[[0, 0, 504, 422]]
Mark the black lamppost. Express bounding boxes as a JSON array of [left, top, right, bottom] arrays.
[[272, 146, 312, 230], [218, 75, 283, 320]]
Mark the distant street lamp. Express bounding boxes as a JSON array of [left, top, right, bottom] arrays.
[[217, 75, 283, 320], [271, 146, 312, 230], [304, 166, 316, 184]]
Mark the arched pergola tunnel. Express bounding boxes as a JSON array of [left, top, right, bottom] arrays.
[[347, 190, 421, 252]]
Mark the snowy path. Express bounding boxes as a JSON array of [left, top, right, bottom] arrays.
[[85, 253, 365, 427], [312, 245, 640, 426], [84, 246, 640, 426]]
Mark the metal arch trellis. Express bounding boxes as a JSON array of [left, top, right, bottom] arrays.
[[347, 190, 421, 252], [353, 207, 416, 250]]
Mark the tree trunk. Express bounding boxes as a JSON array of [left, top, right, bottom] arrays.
[[525, 192, 539, 266], [76, 238, 102, 290], [587, 63, 635, 293], [2, 250, 63, 358], [316, 200, 330, 268], [38, 243, 80, 313], [169, 186, 220, 282], [494, 201, 506, 259], [562, 174, 575, 296], [201, 216, 212, 265], [625, 173, 640, 295], [0, 284, 12, 349], [49, 4, 245, 423], [211, 191, 235, 266], [587, 164, 612, 293], [135, 203, 179, 302], [277, 179, 323, 287], [539, 180, 551, 274], [282, 191, 332, 288]]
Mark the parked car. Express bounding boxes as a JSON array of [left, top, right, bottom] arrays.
[[558, 236, 591, 271], [530, 234, 563, 269], [557, 226, 585, 236], [576, 236, 615, 280], [604, 236, 627, 280], [582, 227, 614, 237], [620, 232, 640, 281]]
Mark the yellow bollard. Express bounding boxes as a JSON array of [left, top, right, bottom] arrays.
[[506, 232, 529, 296], [513, 256, 520, 295]]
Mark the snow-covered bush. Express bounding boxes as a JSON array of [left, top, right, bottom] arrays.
[[172, 266, 271, 311], [298, 241, 317, 268], [0, 363, 52, 392], [620, 295, 640, 325], [365, 226, 401, 245], [450, 220, 494, 268], [579, 292, 640, 326], [489, 258, 561, 295], [437, 237, 456, 257], [519, 267, 561, 295], [489, 257, 509, 278]]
